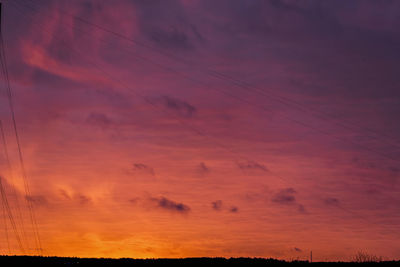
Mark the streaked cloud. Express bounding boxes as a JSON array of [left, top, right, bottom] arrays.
[[132, 163, 155, 176], [237, 161, 268, 172], [271, 188, 297, 205]]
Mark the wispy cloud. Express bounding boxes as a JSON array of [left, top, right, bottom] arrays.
[[297, 204, 307, 214], [132, 163, 155, 176], [197, 162, 210, 176], [271, 188, 297, 205], [211, 200, 239, 213], [58, 190, 92, 205], [271, 188, 307, 214], [134, 0, 203, 50], [158, 96, 197, 118], [86, 112, 113, 128], [237, 160, 268, 172], [76, 194, 91, 205], [150, 27, 193, 50], [324, 197, 340, 207], [25, 195, 48, 207]]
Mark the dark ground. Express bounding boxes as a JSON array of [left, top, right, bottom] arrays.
[[0, 256, 399, 267]]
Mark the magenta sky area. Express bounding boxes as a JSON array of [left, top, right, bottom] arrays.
[[0, 0, 399, 261]]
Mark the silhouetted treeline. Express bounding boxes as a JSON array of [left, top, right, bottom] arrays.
[[0, 256, 399, 267]]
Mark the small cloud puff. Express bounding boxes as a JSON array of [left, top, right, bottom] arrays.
[[237, 160, 268, 172]]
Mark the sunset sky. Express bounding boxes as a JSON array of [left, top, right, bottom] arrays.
[[0, 0, 400, 261]]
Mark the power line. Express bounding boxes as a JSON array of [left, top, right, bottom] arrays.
[[8, 0, 400, 210], [15, 0, 400, 151], [10, 0, 400, 165], [6, 0, 399, 241], [1, 188, 11, 254], [0, 120, 31, 253], [0, 5, 42, 254], [6, 0, 283, 174], [0, 176, 25, 254], [8, 0, 398, 208]]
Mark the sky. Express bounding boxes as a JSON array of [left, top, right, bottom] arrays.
[[0, 0, 400, 261]]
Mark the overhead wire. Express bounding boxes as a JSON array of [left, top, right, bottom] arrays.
[[6, 0, 291, 183], [0, 175, 25, 254], [0, 120, 31, 253], [0, 3, 42, 254], [4, 0, 398, 247], [10, 0, 400, 165], [1, 187, 11, 254], [15, 0, 400, 151], [6, 0, 399, 235]]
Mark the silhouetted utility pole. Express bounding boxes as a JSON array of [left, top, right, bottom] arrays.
[[310, 251, 313, 263]]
